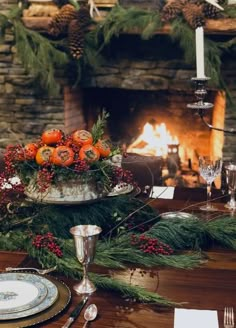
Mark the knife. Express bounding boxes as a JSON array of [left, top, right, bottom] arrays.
[[62, 296, 88, 328]]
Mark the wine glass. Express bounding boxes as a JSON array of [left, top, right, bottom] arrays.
[[199, 156, 222, 211], [225, 163, 236, 210], [70, 225, 102, 294]]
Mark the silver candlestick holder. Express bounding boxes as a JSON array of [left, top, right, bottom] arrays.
[[187, 77, 236, 135]]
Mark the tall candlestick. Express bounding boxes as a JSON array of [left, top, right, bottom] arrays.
[[195, 26, 205, 79]]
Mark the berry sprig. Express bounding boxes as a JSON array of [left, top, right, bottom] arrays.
[[36, 166, 54, 192], [111, 166, 136, 187], [131, 234, 173, 255], [74, 159, 89, 173], [32, 232, 63, 257]]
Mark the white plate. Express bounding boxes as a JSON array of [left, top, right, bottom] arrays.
[[107, 183, 134, 197], [0, 273, 58, 320], [161, 212, 199, 220]]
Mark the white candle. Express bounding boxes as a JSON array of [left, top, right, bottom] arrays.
[[195, 27, 205, 79]]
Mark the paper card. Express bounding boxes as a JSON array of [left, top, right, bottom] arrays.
[[150, 186, 175, 199], [174, 308, 219, 328]]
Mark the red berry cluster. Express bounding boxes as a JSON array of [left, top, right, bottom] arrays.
[[131, 234, 173, 255], [112, 166, 136, 187], [32, 232, 63, 257], [3, 145, 21, 178], [74, 159, 89, 173], [0, 146, 25, 210], [36, 166, 54, 192]]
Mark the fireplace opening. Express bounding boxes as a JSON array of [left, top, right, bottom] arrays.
[[64, 86, 225, 188]]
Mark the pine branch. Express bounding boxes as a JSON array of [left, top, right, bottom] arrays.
[[170, 17, 196, 64], [91, 110, 110, 143], [13, 20, 69, 95], [0, 14, 11, 40], [205, 217, 236, 249], [204, 37, 222, 87], [224, 5, 236, 18], [96, 5, 163, 45]]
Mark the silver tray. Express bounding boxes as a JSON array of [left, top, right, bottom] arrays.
[[0, 273, 58, 320]]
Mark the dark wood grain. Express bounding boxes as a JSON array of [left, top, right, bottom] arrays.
[[0, 190, 235, 328]]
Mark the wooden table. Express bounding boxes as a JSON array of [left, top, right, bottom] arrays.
[[0, 188, 235, 328]]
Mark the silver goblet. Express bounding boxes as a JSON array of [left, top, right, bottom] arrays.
[[225, 163, 236, 210], [70, 225, 102, 295]]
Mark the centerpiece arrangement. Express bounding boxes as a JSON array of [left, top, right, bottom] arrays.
[[2, 111, 134, 204]]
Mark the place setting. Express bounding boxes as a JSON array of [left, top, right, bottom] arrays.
[[0, 269, 71, 328]]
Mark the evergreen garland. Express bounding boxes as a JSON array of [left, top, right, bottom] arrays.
[[95, 5, 162, 44], [1, 208, 236, 304], [0, 4, 235, 96], [13, 20, 69, 95], [170, 18, 196, 65]]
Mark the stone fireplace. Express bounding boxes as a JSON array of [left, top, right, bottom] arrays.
[[63, 34, 231, 180]]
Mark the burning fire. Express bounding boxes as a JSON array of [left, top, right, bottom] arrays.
[[127, 122, 179, 157]]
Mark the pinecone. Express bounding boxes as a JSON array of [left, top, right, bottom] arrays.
[[161, 0, 187, 22], [182, 3, 205, 28], [76, 6, 91, 28], [48, 4, 78, 37], [202, 3, 221, 18], [68, 19, 86, 60]]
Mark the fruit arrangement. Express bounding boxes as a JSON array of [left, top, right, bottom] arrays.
[[2, 112, 134, 202]]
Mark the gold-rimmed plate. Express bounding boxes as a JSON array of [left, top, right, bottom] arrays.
[[0, 273, 58, 320], [0, 275, 71, 327]]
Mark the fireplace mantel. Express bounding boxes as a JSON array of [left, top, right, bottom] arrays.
[[22, 17, 236, 35]]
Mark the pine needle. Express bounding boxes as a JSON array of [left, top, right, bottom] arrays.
[[13, 20, 69, 95], [170, 17, 195, 65], [91, 110, 110, 143]]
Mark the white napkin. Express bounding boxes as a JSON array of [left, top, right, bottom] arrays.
[[174, 308, 219, 328], [150, 186, 175, 199]]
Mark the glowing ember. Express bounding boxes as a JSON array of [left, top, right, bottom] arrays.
[[127, 122, 179, 157]]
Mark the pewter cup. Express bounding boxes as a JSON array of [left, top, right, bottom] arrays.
[[70, 225, 102, 295]]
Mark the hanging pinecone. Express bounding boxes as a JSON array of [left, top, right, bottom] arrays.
[[76, 5, 91, 28], [48, 4, 78, 37], [68, 19, 85, 60], [68, 6, 91, 60], [161, 0, 187, 22], [182, 3, 205, 28], [202, 3, 221, 18]]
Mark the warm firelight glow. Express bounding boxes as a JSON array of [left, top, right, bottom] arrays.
[[127, 122, 179, 157]]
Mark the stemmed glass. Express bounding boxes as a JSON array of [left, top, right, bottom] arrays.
[[225, 163, 236, 210], [70, 225, 102, 294], [199, 156, 222, 211]]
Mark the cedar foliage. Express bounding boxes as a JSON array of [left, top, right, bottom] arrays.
[[0, 4, 235, 95], [13, 20, 69, 95]]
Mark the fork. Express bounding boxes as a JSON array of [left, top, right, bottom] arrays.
[[5, 265, 57, 275], [224, 307, 235, 328]]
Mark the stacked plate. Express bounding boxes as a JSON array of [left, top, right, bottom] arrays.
[[0, 272, 71, 327], [107, 182, 134, 197]]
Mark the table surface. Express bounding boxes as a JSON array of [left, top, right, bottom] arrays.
[[0, 187, 235, 328]]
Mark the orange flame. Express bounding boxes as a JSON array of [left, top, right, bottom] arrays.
[[127, 122, 178, 157]]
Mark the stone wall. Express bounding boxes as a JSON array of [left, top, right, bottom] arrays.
[[0, 0, 65, 148]]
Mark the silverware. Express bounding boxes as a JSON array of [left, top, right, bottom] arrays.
[[5, 265, 57, 275], [61, 296, 88, 328], [82, 304, 98, 328], [224, 307, 235, 328]]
